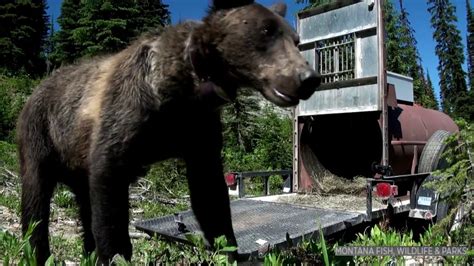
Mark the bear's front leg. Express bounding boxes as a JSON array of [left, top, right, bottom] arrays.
[[183, 115, 238, 253], [89, 153, 133, 264]]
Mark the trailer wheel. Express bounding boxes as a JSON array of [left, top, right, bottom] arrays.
[[417, 130, 454, 222], [418, 130, 452, 173]]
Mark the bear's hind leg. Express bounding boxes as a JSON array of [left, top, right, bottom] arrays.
[[67, 175, 96, 255], [20, 160, 58, 264]]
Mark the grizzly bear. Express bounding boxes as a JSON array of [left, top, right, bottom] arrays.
[[17, 0, 320, 264]]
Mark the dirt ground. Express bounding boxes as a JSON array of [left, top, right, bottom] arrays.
[[0, 181, 154, 243], [0, 201, 80, 240]]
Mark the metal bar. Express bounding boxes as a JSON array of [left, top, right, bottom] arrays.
[[349, 40, 352, 79], [288, 174, 293, 193], [328, 41, 332, 81], [318, 45, 324, 75], [381, 173, 430, 181], [318, 41, 353, 50], [411, 145, 419, 175], [391, 140, 427, 145], [316, 76, 377, 91], [350, 33, 354, 78], [377, 0, 389, 167], [264, 176, 270, 196], [322, 46, 326, 76], [334, 40, 339, 81], [341, 41, 344, 80], [238, 174, 245, 198], [293, 115, 299, 192], [331, 39, 335, 80], [325, 45, 331, 82], [238, 170, 292, 178], [344, 40, 348, 79], [410, 181, 418, 209], [366, 181, 373, 221]]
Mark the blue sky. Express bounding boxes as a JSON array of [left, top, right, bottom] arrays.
[[46, 0, 473, 102]]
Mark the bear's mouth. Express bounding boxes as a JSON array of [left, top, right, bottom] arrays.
[[273, 88, 299, 105]]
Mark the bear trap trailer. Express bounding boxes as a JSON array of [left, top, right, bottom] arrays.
[[135, 0, 458, 258]]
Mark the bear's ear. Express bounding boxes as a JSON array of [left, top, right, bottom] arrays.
[[211, 0, 254, 10], [186, 26, 215, 82], [269, 3, 287, 17]]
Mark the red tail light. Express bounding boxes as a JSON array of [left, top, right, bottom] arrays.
[[375, 182, 397, 198], [225, 173, 237, 187]]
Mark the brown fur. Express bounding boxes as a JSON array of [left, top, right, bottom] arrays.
[[17, 0, 320, 264]]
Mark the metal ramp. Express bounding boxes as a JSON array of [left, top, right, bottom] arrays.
[[134, 199, 365, 257]]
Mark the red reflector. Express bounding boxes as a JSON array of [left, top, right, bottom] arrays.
[[391, 185, 398, 196], [225, 173, 236, 186], [424, 211, 433, 220], [376, 183, 391, 198]]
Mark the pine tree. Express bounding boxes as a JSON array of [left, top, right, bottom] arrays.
[[44, 15, 55, 74], [466, 0, 474, 91], [52, 0, 170, 65], [423, 70, 439, 109], [135, 0, 171, 33], [222, 90, 261, 153], [76, 0, 141, 57], [398, 0, 426, 105], [0, 0, 49, 76], [383, 0, 404, 74], [50, 0, 82, 65], [296, 0, 332, 7], [427, 0, 468, 117]]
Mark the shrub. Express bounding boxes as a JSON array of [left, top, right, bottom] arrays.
[[0, 74, 38, 142]]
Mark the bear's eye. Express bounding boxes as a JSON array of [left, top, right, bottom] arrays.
[[261, 19, 278, 37]]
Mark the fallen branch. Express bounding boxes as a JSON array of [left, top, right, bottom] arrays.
[[1, 166, 19, 180], [129, 231, 151, 239]]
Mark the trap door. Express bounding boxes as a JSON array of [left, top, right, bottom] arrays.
[[296, 0, 386, 116]]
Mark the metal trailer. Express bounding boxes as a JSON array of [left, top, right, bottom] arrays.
[[135, 0, 458, 258]]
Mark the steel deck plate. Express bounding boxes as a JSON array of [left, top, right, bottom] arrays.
[[134, 199, 365, 256]]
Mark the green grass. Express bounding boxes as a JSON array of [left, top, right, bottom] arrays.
[[0, 141, 19, 173], [133, 200, 188, 219], [0, 192, 20, 215], [50, 235, 84, 262], [0, 221, 54, 265]]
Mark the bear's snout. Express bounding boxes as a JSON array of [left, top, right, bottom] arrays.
[[298, 69, 321, 100]]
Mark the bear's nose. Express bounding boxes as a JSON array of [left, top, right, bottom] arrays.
[[299, 69, 321, 100]]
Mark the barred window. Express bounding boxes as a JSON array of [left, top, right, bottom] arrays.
[[316, 33, 356, 83]]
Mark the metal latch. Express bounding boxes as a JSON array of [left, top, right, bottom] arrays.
[[174, 213, 189, 233]]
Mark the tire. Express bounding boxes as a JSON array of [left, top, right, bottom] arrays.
[[417, 130, 454, 222], [418, 130, 452, 173]]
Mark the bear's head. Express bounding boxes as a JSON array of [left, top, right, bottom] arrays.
[[188, 0, 321, 107]]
